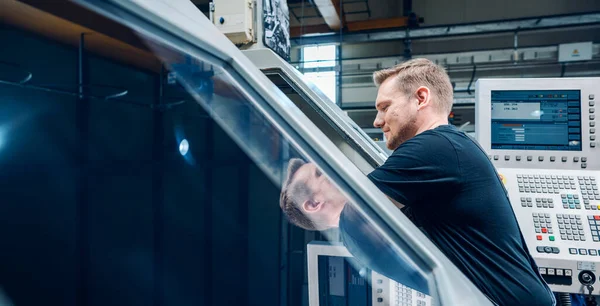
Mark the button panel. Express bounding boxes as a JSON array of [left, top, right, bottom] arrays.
[[557, 214, 585, 241], [580, 176, 600, 205], [518, 175, 576, 194]]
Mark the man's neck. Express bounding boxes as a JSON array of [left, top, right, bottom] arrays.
[[416, 116, 449, 135]]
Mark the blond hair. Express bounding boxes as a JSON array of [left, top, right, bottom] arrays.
[[373, 58, 453, 114]]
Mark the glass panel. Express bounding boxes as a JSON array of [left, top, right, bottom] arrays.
[[0, 1, 490, 305], [304, 71, 337, 103], [303, 45, 337, 69]]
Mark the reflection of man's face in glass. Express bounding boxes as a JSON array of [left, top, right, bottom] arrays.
[[291, 163, 347, 227]]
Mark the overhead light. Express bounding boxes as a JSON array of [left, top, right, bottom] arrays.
[[179, 139, 189, 156]]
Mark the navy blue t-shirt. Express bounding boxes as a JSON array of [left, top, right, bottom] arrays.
[[339, 125, 554, 306]]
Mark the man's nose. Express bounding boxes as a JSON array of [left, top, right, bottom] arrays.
[[373, 114, 384, 128]]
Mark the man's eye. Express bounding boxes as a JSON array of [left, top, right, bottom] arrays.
[[382, 106, 389, 111]]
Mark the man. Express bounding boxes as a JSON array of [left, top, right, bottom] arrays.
[[279, 58, 555, 305]]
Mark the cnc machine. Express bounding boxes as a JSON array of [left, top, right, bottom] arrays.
[[476, 78, 600, 295]]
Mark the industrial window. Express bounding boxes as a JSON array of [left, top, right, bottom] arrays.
[[302, 45, 337, 103]]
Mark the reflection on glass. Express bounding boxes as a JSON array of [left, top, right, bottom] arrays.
[[0, 0, 488, 305]]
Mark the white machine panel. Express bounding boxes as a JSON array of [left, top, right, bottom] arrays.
[[476, 78, 600, 294], [213, 0, 255, 44], [307, 242, 433, 306], [498, 167, 600, 293]]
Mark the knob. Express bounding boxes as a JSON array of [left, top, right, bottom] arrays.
[[579, 270, 596, 286], [219, 17, 225, 24]]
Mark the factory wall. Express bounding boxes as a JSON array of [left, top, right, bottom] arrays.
[[0, 25, 282, 306]]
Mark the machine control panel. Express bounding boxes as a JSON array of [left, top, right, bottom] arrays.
[[476, 78, 600, 294], [371, 271, 432, 306], [308, 242, 433, 306], [499, 168, 600, 293], [476, 79, 599, 171]]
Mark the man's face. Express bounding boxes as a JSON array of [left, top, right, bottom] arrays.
[[373, 77, 419, 151], [292, 163, 346, 221]]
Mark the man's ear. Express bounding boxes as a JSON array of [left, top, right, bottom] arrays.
[[415, 86, 431, 110], [302, 200, 322, 213]]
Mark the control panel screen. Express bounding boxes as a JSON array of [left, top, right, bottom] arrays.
[[318, 255, 371, 305], [491, 90, 582, 151]]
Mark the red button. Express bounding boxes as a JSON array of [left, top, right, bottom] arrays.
[[537, 235, 543, 240], [595, 216, 600, 220], [542, 228, 548, 233]]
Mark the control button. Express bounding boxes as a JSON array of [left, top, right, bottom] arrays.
[[527, 156, 533, 161], [505, 155, 510, 161], [592, 101, 597, 106], [580, 248, 588, 255], [537, 235, 543, 240], [377, 279, 383, 284], [516, 155, 522, 161], [542, 228, 548, 233], [539, 156, 544, 162], [590, 249, 598, 256], [548, 268, 555, 275], [537, 246, 546, 253], [557, 269, 564, 276], [552, 247, 560, 254], [591, 94, 596, 100], [493, 155, 499, 160], [592, 136, 597, 141], [583, 163, 588, 169], [549, 236, 555, 241], [540, 268, 547, 275], [592, 128, 596, 134], [377, 289, 383, 293], [582, 157, 588, 162], [565, 270, 573, 276], [592, 115, 596, 120], [592, 122, 597, 127], [570, 248, 578, 254], [575, 157, 580, 162], [562, 156, 568, 162], [550, 156, 556, 162], [377, 297, 383, 303], [592, 108, 596, 114], [592, 143, 597, 148]]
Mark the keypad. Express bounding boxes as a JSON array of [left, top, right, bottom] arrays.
[[561, 194, 581, 209], [533, 212, 554, 239], [588, 215, 600, 242], [517, 175, 575, 194], [393, 283, 416, 306], [536, 197, 555, 208], [520, 197, 533, 207], [557, 214, 585, 241], [579, 176, 600, 205]]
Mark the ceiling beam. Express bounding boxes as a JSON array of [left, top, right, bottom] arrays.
[[312, 0, 342, 30], [290, 16, 411, 37], [346, 17, 410, 32], [292, 12, 600, 45]]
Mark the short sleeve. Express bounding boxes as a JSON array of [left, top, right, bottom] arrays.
[[367, 132, 461, 208]]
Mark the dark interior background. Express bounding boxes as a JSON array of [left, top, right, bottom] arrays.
[[0, 24, 310, 306]]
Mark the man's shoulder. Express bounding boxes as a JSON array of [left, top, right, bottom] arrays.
[[392, 126, 460, 156]]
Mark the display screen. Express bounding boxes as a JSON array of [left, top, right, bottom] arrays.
[[318, 256, 371, 306], [491, 90, 582, 151]]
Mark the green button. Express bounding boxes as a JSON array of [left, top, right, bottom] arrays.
[[550, 236, 555, 241]]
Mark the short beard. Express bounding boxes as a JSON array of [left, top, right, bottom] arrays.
[[386, 116, 418, 151]]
